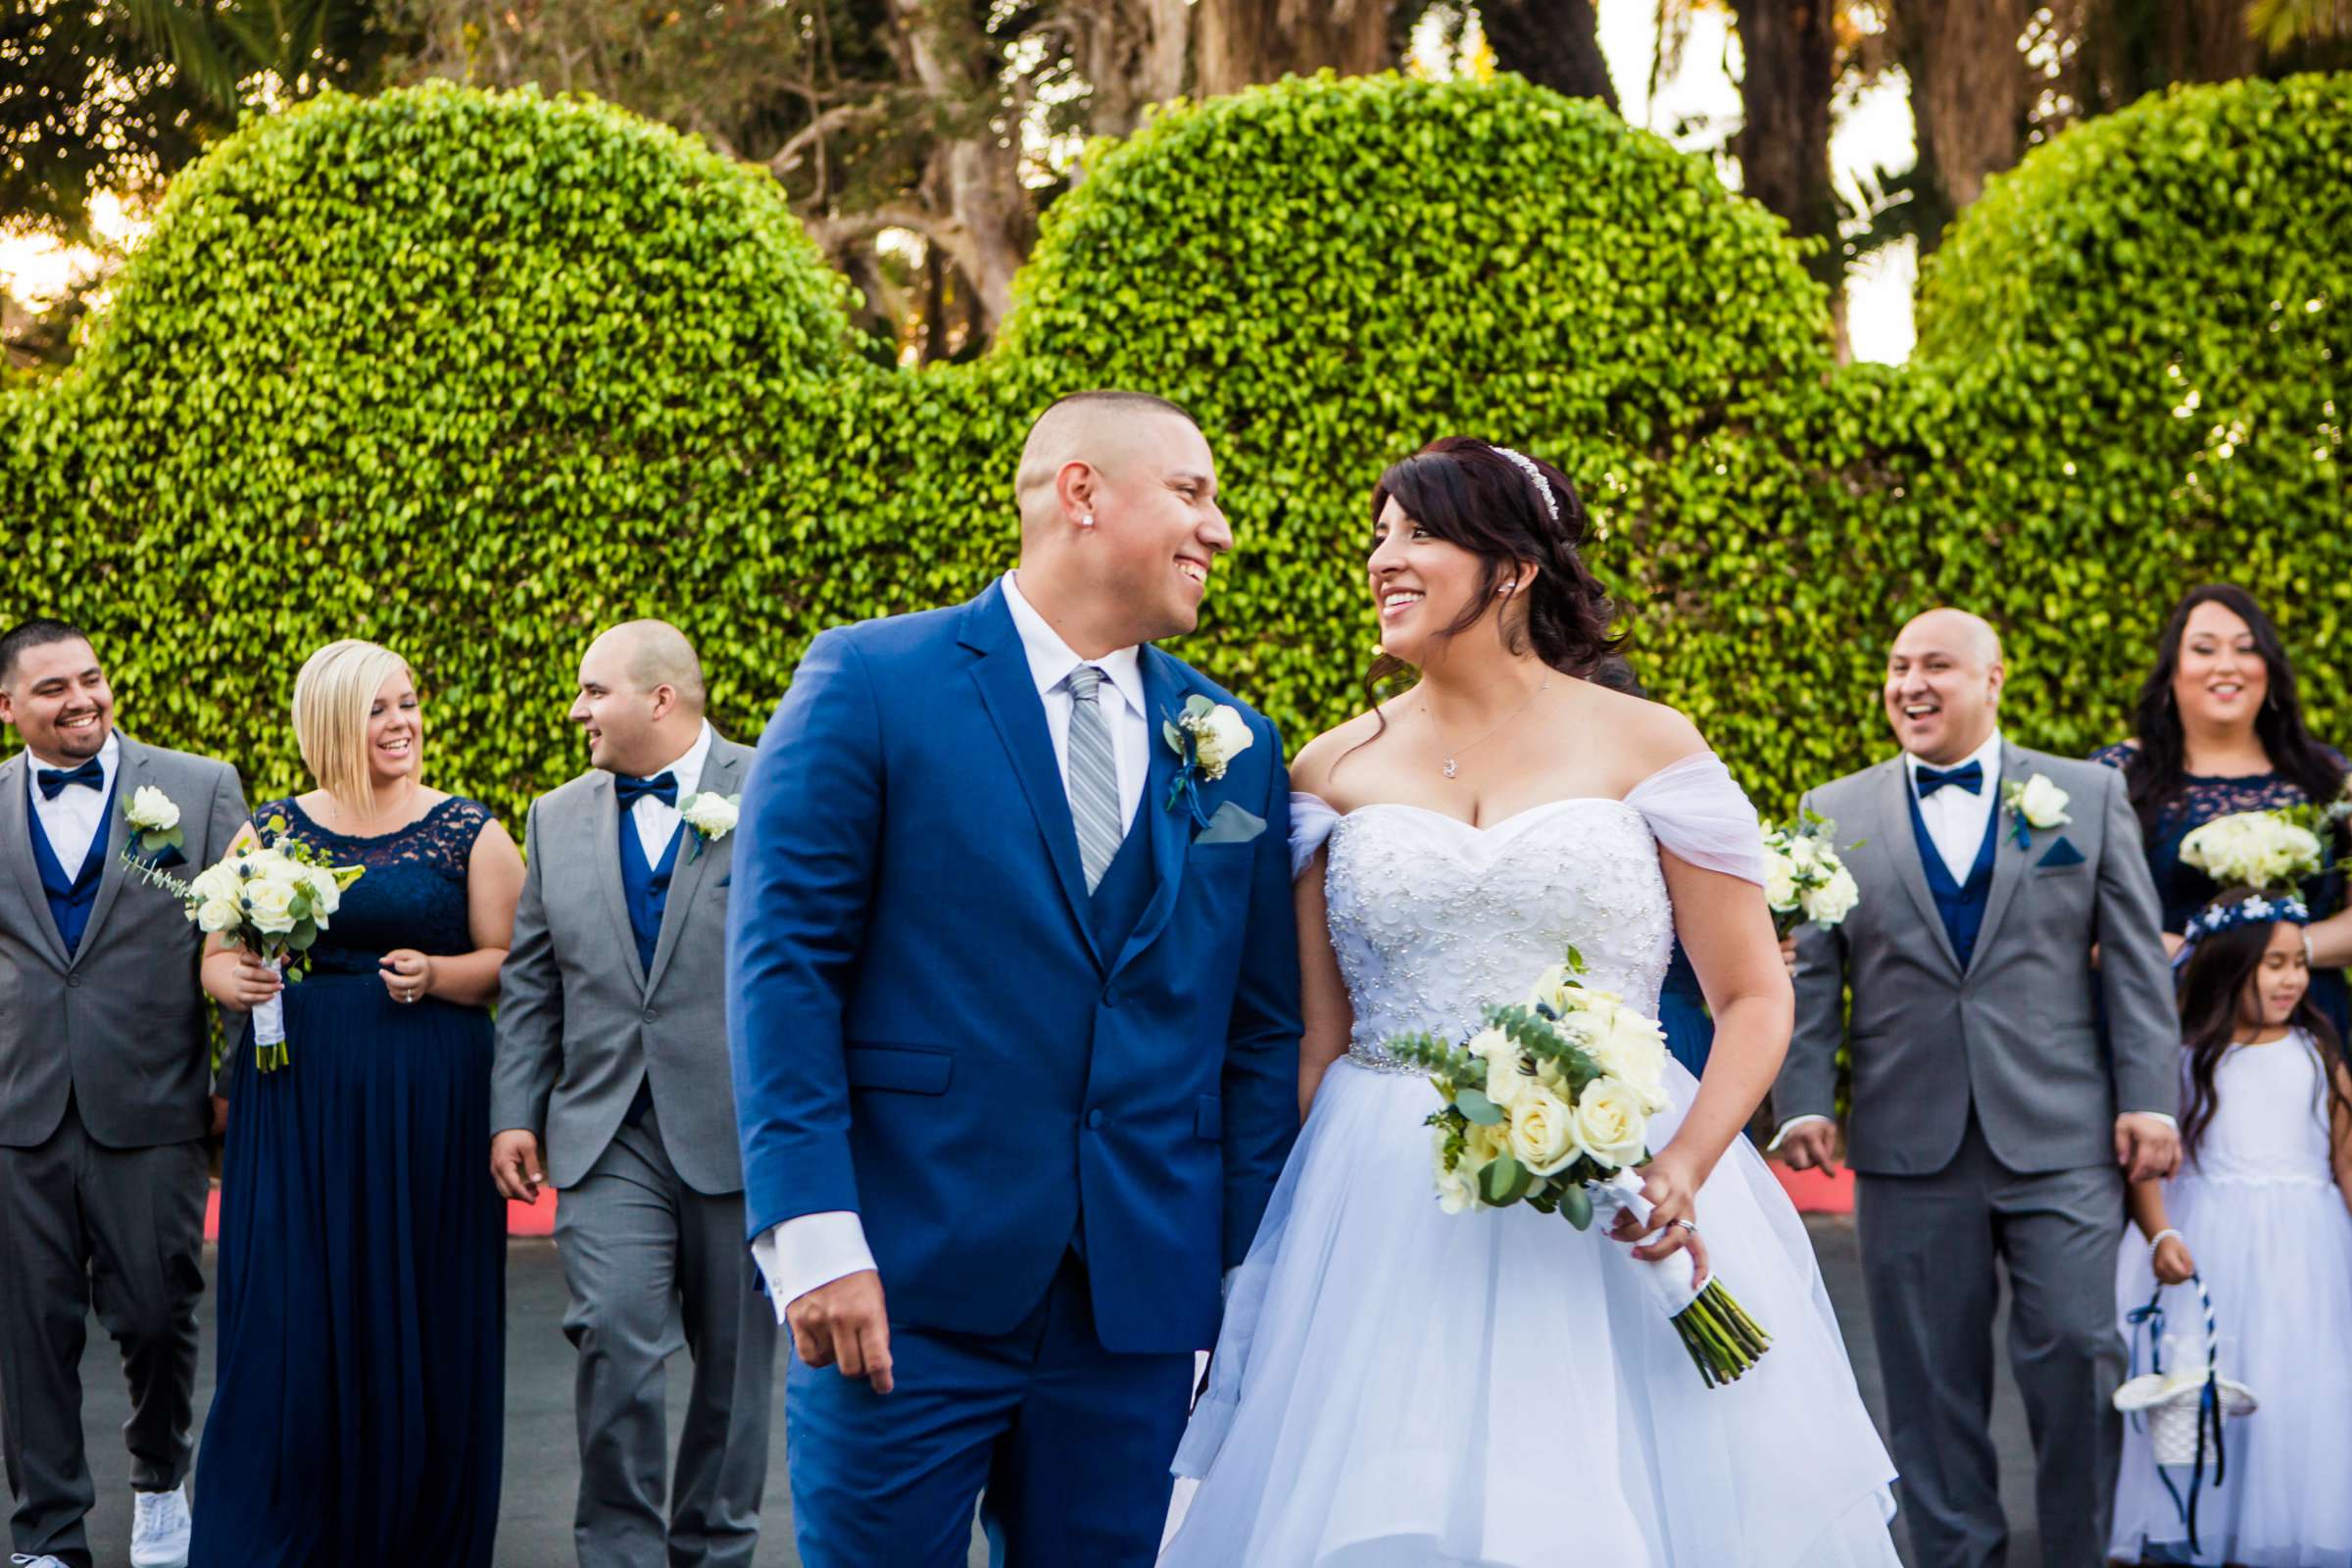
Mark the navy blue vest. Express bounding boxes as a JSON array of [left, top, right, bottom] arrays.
[[617, 815, 683, 978], [1906, 781, 1999, 969], [1088, 802, 1157, 961], [27, 776, 118, 957]]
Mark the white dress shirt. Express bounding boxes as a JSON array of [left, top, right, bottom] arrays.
[[750, 573, 1151, 1316], [26, 731, 120, 873], [1904, 728, 2004, 885], [624, 719, 714, 862]]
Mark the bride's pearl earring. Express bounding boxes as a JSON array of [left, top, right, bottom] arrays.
[[1079, 514, 1096, 527]]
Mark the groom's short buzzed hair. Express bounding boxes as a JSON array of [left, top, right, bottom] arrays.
[[1023, 390, 1196, 442], [1015, 390, 1199, 514]]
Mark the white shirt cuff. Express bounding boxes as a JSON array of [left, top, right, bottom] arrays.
[[1766, 1113, 1835, 1152], [751, 1211, 876, 1324], [2132, 1111, 2179, 1130]]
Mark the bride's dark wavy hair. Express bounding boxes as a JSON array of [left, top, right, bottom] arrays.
[[1358, 439, 1624, 715], [2174, 887, 2347, 1165]]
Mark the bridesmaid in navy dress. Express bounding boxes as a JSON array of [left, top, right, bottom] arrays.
[[191, 640, 523, 1567], [2093, 584, 2351, 1049]]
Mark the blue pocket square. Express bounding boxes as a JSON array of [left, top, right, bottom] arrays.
[[2036, 836, 2085, 868], [1195, 801, 1266, 846], [132, 844, 186, 871]]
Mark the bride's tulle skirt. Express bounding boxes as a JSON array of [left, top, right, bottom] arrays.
[[1161, 1056, 1902, 1568]]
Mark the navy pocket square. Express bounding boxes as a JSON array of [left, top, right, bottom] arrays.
[[2037, 836, 2085, 868], [132, 844, 186, 871], [1195, 801, 1266, 846]]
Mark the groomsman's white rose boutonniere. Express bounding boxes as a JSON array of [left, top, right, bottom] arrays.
[[678, 792, 740, 860], [1761, 811, 1861, 938], [1161, 696, 1252, 825], [120, 786, 185, 863], [2002, 773, 2071, 850]]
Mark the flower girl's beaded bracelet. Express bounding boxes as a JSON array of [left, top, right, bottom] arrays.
[[2147, 1228, 2184, 1259]]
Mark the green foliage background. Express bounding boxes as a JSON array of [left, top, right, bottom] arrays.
[[1, 72, 2344, 821]]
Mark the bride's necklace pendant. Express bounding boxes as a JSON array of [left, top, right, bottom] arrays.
[[1443, 758, 1459, 779]]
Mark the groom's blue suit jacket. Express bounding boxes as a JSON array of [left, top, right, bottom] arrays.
[[728, 582, 1302, 1353]]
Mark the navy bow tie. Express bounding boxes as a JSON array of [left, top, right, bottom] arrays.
[[1915, 760, 1984, 800], [34, 757, 105, 801], [614, 771, 678, 810]]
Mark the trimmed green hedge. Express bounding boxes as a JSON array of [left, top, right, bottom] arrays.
[[2, 73, 2346, 821]]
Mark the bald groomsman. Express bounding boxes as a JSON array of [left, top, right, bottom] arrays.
[[492, 622, 775, 1568], [1775, 608, 2180, 1568], [0, 618, 248, 1568]]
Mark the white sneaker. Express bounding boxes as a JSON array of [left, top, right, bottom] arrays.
[[10, 1555, 72, 1567], [129, 1483, 192, 1568]]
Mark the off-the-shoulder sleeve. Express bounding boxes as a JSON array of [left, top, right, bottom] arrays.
[[1624, 753, 1766, 886], [2089, 741, 2137, 771], [1290, 792, 1343, 882]]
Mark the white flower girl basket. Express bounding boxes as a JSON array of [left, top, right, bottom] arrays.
[[2115, 1272, 2257, 1555]]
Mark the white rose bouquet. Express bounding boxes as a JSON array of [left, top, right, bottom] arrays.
[[2179, 809, 2325, 895], [124, 813, 364, 1071], [1389, 950, 1772, 1388], [1762, 811, 1860, 939]]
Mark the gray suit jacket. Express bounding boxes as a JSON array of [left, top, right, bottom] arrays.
[[0, 736, 248, 1149], [1777, 741, 2180, 1177], [491, 738, 750, 1196]]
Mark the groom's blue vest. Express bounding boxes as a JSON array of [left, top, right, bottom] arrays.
[[26, 781, 118, 956], [1906, 783, 1999, 969]]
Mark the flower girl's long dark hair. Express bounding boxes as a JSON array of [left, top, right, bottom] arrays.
[[2173, 888, 2348, 1165]]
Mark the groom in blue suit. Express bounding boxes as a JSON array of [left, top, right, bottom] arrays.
[[728, 391, 1302, 1567]]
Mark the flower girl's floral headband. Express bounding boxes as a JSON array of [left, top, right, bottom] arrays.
[[2175, 891, 2311, 968]]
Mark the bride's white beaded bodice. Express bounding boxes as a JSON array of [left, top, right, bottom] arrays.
[[1322, 801, 1678, 1074]]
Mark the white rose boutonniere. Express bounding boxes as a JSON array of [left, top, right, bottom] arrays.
[[2002, 773, 2071, 849], [678, 792, 741, 860], [1161, 694, 1253, 825], [120, 786, 186, 864]]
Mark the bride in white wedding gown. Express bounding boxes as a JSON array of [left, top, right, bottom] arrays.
[[1159, 440, 1901, 1567]]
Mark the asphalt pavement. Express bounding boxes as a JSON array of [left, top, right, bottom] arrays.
[[49, 1219, 2044, 1566]]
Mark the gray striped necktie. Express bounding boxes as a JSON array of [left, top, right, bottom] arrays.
[[1064, 664, 1124, 893]]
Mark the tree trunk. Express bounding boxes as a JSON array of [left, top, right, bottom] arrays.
[[1892, 0, 2034, 254], [1730, 0, 1839, 292], [1076, 0, 1193, 137], [1481, 0, 1618, 109], [1192, 0, 1392, 97], [2076, 0, 2262, 115], [890, 0, 1032, 336]]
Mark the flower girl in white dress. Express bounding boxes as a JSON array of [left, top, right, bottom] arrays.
[[2113, 888, 2352, 1566], [1159, 440, 1900, 1567]]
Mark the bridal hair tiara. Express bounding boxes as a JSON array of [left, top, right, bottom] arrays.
[[1491, 446, 1560, 522]]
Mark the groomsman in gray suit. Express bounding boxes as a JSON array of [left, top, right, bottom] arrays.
[[491, 620, 775, 1568], [1774, 608, 2181, 1568], [0, 619, 247, 1568]]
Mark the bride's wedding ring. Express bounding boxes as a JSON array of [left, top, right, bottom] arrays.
[[1670, 1219, 1699, 1236]]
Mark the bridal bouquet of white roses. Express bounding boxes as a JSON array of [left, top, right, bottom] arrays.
[[2180, 809, 2325, 894], [1389, 951, 1772, 1388], [1762, 811, 1860, 939], [124, 812, 365, 1071]]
